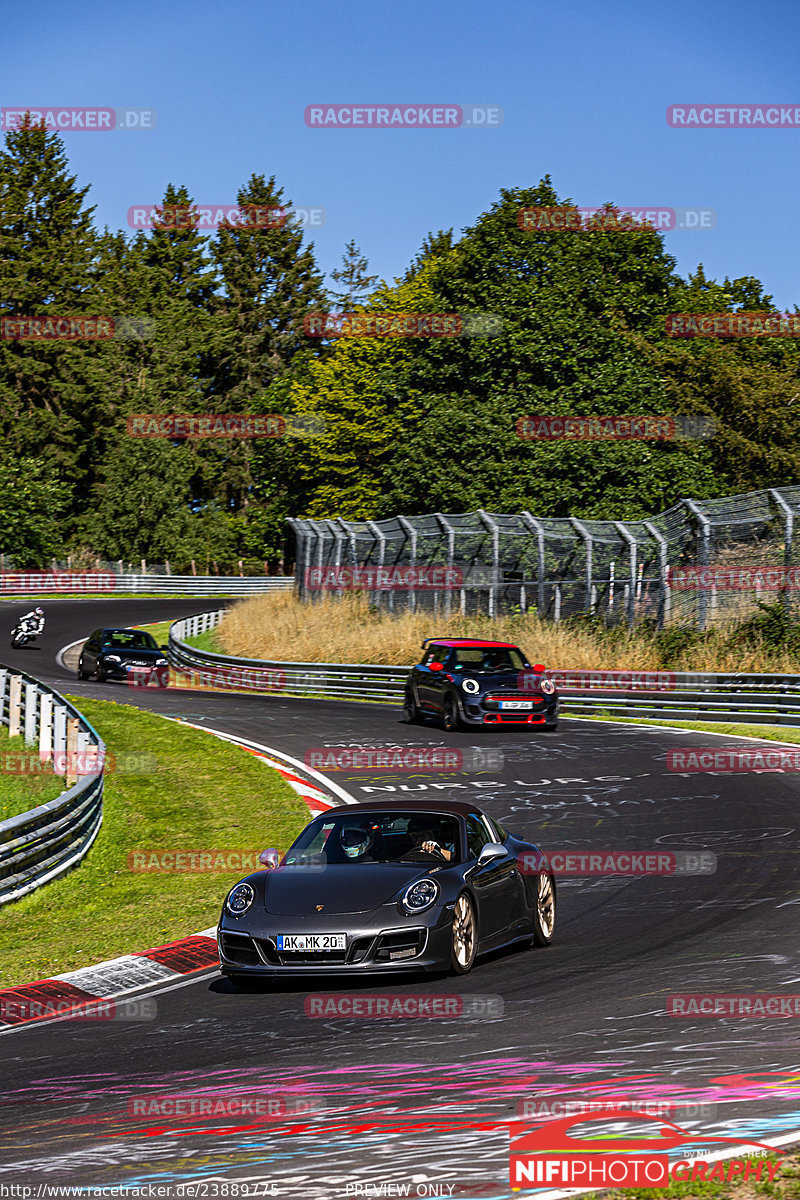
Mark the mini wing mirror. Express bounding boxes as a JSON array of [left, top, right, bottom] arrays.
[[428, 662, 444, 672], [533, 663, 546, 673], [478, 842, 507, 864], [160, 644, 169, 652], [259, 848, 281, 869]]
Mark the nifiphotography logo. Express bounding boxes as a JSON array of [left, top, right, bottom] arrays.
[[509, 1106, 782, 1189]]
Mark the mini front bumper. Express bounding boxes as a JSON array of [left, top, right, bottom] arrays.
[[460, 695, 560, 726]]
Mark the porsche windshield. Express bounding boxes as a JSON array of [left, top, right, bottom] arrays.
[[450, 647, 528, 673], [284, 811, 462, 865]]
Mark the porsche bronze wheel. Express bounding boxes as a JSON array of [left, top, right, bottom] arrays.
[[532, 872, 556, 946], [450, 892, 477, 974], [443, 695, 462, 732]]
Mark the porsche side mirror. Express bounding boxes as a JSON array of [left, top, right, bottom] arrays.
[[478, 843, 507, 864], [259, 848, 281, 869]]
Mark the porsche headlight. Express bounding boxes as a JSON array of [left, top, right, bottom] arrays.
[[226, 882, 255, 915], [461, 677, 480, 694], [401, 878, 440, 914]]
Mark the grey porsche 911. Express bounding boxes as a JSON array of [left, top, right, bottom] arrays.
[[218, 799, 555, 985]]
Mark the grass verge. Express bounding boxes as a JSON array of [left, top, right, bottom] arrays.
[[206, 592, 800, 674], [135, 618, 222, 654], [0, 697, 309, 987], [0, 725, 65, 823]]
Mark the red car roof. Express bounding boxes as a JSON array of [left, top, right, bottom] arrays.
[[425, 639, 522, 649]]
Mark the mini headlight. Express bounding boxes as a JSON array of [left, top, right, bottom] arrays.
[[104, 654, 121, 663], [401, 878, 440, 914], [156, 657, 168, 666], [461, 677, 480, 694], [226, 882, 255, 914]]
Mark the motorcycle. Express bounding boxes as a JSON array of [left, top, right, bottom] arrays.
[[10, 620, 41, 649]]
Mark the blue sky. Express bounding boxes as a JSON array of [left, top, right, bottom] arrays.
[[3, 0, 798, 306]]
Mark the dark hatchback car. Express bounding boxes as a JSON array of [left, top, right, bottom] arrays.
[[402, 638, 559, 731], [218, 799, 556, 984], [77, 627, 169, 685]]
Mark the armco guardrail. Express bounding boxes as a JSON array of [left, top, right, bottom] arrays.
[[0, 668, 105, 905], [0, 573, 294, 596], [169, 611, 800, 725]]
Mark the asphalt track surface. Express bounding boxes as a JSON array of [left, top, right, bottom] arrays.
[[1, 599, 800, 1197]]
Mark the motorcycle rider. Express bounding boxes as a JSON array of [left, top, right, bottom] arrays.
[[18, 606, 45, 635]]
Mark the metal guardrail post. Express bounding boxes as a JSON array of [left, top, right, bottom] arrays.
[[397, 515, 418, 613], [8, 675, 21, 738], [367, 520, 387, 611], [520, 511, 546, 618], [771, 488, 795, 620], [0, 666, 105, 905], [53, 704, 67, 776], [570, 518, 594, 615], [477, 510, 500, 619], [614, 522, 638, 629], [684, 500, 712, 630], [644, 521, 669, 629], [435, 513, 456, 617]]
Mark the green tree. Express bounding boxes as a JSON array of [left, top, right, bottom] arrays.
[[329, 239, 379, 308]]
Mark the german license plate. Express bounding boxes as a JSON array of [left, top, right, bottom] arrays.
[[277, 934, 346, 951], [500, 700, 533, 710]]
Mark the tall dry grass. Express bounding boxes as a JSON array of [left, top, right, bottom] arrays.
[[215, 592, 800, 673]]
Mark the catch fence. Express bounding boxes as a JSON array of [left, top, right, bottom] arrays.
[[289, 487, 800, 629]]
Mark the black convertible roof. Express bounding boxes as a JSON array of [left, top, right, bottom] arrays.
[[348, 798, 484, 816]]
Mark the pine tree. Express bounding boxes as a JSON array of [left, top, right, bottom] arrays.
[[209, 174, 327, 513], [0, 120, 100, 519], [329, 239, 379, 308]]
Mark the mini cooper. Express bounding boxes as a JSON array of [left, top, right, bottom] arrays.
[[402, 638, 559, 731]]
